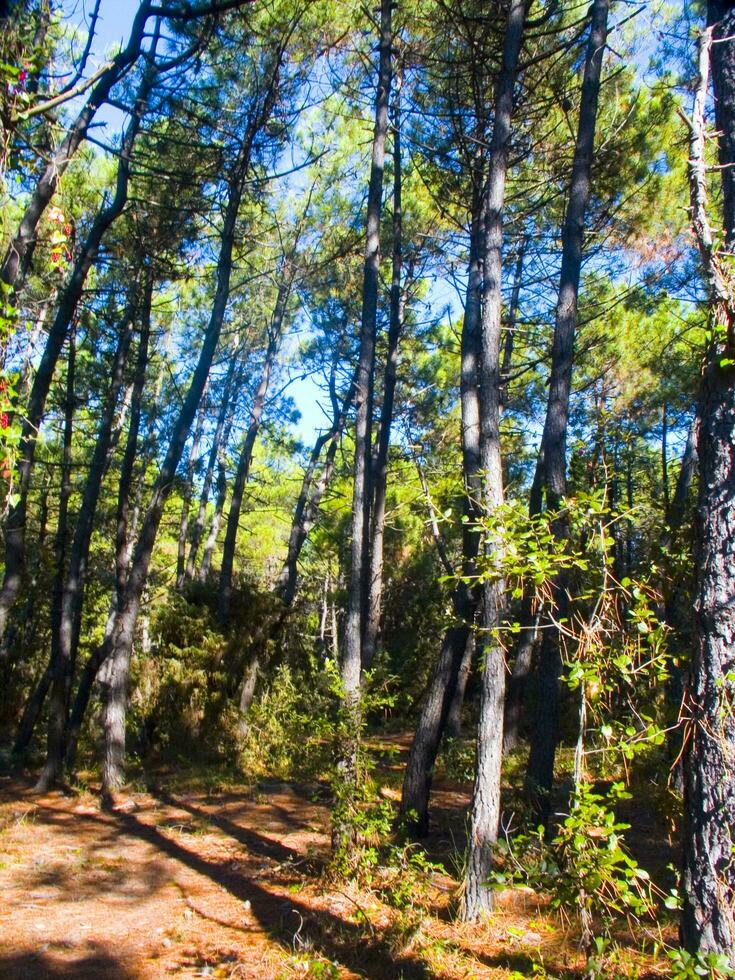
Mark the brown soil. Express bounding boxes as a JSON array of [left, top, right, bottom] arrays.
[[0, 745, 675, 979]]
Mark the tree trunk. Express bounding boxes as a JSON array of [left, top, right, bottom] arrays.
[[176, 380, 208, 587], [334, 0, 392, 853], [28, 333, 76, 779], [62, 269, 154, 775], [445, 631, 475, 741], [400, 167, 485, 840], [218, 275, 291, 622], [275, 368, 356, 606], [186, 352, 239, 579], [36, 305, 135, 790], [0, 0, 150, 290], [199, 461, 227, 580], [363, 83, 405, 671], [681, 6, 735, 962], [0, 59, 154, 652], [97, 74, 281, 795], [462, 0, 528, 921], [503, 447, 544, 752], [525, 0, 609, 823]]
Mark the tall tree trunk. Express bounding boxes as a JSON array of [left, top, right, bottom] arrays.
[[97, 77, 280, 795], [445, 632, 474, 741], [176, 380, 208, 587], [363, 85, 405, 671], [218, 275, 291, 622], [36, 304, 135, 790], [335, 0, 392, 852], [0, 60, 154, 653], [186, 352, 239, 579], [0, 0, 150, 290], [26, 333, 75, 771], [502, 445, 544, 752], [275, 368, 356, 606], [461, 0, 528, 922], [681, 10, 735, 962], [525, 0, 609, 822], [400, 173, 485, 839], [62, 269, 154, 775], [199, 461, 227, 580]]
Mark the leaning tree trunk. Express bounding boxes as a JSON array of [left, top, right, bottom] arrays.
[[461, 0, 528, 922], [681, 8, 735, 963], [334, 0, 392, 853], [0, 0, 150, 290], [26, 333, 75, 772], [176, 380, 208, 587], [186, 352, 240, 579], [275, 366, 356, 606], [62, 278, 153, 775], [36, 305, 135, 790], [98, 57, 284, 798], [362, 83, 405, 671], [218, 274, 291, 622], [525, 0, 609, 823], [0, 60, 154, 653]]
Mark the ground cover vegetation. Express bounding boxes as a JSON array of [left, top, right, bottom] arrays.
[[1, 0, 735, 974]]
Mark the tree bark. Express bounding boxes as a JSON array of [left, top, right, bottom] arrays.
[[218, 274, 291, 622], [681, 7, 735, 962], [362, 82, 405, 671], [36, 303, 135, 790], [97, 65, 283, 795], [62, 269, 154, 775], [0, 0, 151, 290], [185, 352, 239, 579], [461, 0, 528, 921], [400, 169, 485, 840], [0, 58, 154, 652], [334, 0, 392, 852], [176, 380, 208, 587], [503, 446, 544, 752], [525, 0, 609, 823]]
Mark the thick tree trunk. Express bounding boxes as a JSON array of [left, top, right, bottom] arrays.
[[176, 381, 208, 587], [461, 0, 528, 921], [363, 85, 405, 671], [36, 307, 134, 790], [0, 63, 153, 652], [334, 0, 392, 852], [681, 6, 735, 962], [0, 0, 150, 290], [27, 334, 75, 780], [525, 0, 609, 822], [218, 275, 290, 622], [682, 351, 735, 962]]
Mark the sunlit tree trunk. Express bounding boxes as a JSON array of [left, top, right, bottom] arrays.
[[462, 0, 529, 921], [525, 0, 609, 822], [334, 0, 392, 852]]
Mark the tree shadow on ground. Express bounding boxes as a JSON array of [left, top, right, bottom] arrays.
[[0, 949, 138, 979], [116, 807, 433, 979]]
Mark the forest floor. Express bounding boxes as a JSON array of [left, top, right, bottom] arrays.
[[0, 736, 677, 979]]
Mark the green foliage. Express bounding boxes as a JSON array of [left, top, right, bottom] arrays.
[[667, 949, 735, 980]]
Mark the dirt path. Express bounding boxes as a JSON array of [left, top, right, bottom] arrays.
[[0, 762, 674, 979]]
